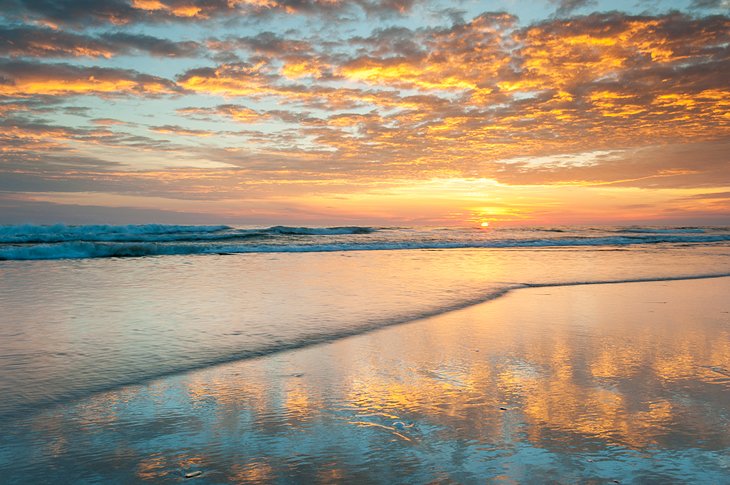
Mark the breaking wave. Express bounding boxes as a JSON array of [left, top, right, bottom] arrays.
[[616, 227, 707, 234], [0, 224, 232, 243], [0, 224, 376, 244], [267, 226, 376, 235], [1, 223, 730, 260]]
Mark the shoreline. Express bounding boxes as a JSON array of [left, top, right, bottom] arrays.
[[2, 272, 730, 423], [2, 276, 729, 482], [2, 272, 730, 422]]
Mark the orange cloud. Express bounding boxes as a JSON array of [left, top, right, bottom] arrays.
[[172, 12, 728, 180], [130, 0, 203, 17], [1, 8, 728, 224], [3, 0, 417, 27], [0, 60, 178, 97]]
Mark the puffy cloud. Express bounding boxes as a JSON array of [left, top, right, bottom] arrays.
[[207, 32, 314, 57], [0, 195, 228, 224], [0, 60, 179, 96], [3, 0, 140, 27], [0, 26, 116, 58], [99, 32, 202, 57], [170, 12, 729, 186], [3, 0, 420, 27], [0, 26, 202, 59], [177, 104, 319, 123], [175, 60, 430, 110], [0, 5, 728, 222], [342, 12, 516, 92]]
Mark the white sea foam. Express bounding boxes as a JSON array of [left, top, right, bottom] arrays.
[[267, 225, 376, 235], [0, 223, 379, 247], [617, 227, 706, 234], [0, 223, 232, 243], [1, 227, 730, 260]]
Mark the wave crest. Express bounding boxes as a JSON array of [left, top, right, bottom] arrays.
[[267, 226, 376, 235], [0, 224, 232, 244], [616, 227, 706, 234], [2, 232, 730, 260]]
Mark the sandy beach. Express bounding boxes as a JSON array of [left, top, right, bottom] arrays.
[[2, 276, 728, 483]]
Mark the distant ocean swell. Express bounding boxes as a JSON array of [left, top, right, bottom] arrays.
[[1, 224, 729, 260], [0, 224, 375, 244]]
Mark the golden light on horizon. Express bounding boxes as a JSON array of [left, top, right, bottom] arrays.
[[0, 3, 728, 226]]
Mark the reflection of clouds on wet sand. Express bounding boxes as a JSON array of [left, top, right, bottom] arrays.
[[2, 278, 730, 482]]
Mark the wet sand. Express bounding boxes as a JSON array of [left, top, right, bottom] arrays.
[[2, 277, 729, 483]]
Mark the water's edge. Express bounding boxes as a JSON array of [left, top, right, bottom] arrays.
[[3, 272, 729, 423]]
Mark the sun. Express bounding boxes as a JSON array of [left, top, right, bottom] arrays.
[[480, 221, 490, 228]]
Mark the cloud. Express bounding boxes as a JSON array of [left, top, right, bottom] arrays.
[[491, 141, 730, 188], [3, 0, 420, 28], [0, 59, 179, 96], [342, 12, 517, 92], [0, 7, 728, 216], [99, 32, 202, 57], [177, 103, 327, 127], [0, 96, 66, 116], [3, 0, 140, 27], [175, 60, 427, 111], [0, 26, 116, 58], [171, 11, 728, 185], [151, 124, 217, 136], [0, 25, 202, 58], [91, 118, 130, 126], [0, 194, 232, 224], [207, 32, 314, 57], [550, 0, 597, 17], [690, 0, 730, 10], [681, 191, 730, 200]]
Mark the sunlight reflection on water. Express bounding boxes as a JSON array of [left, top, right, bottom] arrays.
[[1, 278, 728, 483], [1, 245, 730, 419]]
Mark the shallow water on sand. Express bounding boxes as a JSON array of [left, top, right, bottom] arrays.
[[0, 278, 728, 483], [2, 244, 730, 418]]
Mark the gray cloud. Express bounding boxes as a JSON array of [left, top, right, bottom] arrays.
[[680, 191, 730, 200], [0, 59, 179, 96], [550, 0, 598, 17], [0, 25, 202, 58], [2, 0, 421, 28], [690, 0, 730, 10], [99, 32, 202, 57], [492, 142, 730, 189], [0, 195, 236, 224]]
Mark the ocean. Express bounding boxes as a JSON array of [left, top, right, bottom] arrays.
[[0, 223, 728, 259], [1, 224, 729, 418], [1, 224, 729, 482]]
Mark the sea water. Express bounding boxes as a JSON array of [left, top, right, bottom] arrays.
[[0, 224, 729, 482]]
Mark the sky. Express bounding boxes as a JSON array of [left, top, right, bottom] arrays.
[[0, 0, 728, 226]]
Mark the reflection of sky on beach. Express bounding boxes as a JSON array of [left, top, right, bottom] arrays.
[[3, 243, 730, 419], [2, 278, 728, 483]]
